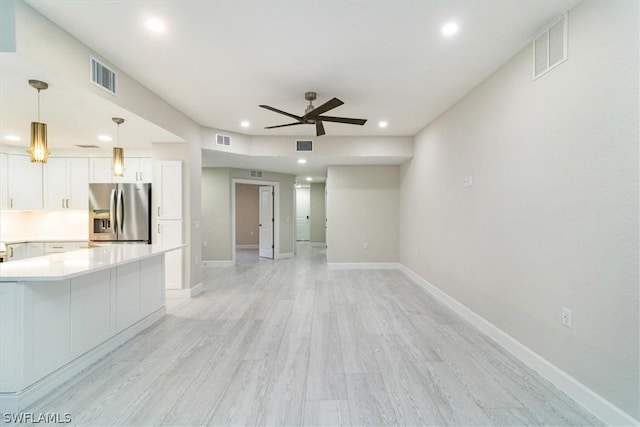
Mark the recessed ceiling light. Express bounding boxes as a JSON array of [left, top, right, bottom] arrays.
[[98, 134, 112, 142], [240, 120, 250, 128], [378, 121, 388, 128], [441, 21, 459, 37], [306, 177, 312, 182], [4, 135, 20, 141], [146, 18, 166, 34], [298, 159, 307, 164]]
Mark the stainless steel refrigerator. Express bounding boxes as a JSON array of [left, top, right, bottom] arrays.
[[89, 183, 151, 243]]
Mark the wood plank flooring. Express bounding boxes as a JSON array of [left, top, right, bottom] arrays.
[[26, 244, 602, 426]]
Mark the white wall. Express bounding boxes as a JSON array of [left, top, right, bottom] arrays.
[[310, 183, 326, 243], [326, 165, 399, 264], [399, 1, 639, 420]]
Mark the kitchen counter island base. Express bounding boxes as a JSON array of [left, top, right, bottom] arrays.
[[0, 250, 172, 413]]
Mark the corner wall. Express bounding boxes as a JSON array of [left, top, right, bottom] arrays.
[[310, 183, 326, 244], [399, 1, 639, 420]]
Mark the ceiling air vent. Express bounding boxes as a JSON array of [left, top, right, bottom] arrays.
[[296, 139, 313, 152], [250, 170, 263, 178], [533, 13, 568, 80], [90, 56, 117, 95], [216, 134, 231, 146]]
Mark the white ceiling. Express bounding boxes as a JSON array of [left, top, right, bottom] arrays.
[[3, 1, 579, 181], [24, 0, 579, 139]]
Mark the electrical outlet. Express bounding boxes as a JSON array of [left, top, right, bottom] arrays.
[[363, 242, 368, 249], [562, 307, 572, 328], [203, 240, 208, 247]]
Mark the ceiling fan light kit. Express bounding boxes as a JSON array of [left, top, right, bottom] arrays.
[[260, 91, 367, 137]]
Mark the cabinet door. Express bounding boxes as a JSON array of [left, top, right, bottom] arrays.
[[113, 157, 139, 183], [139, 158, 153, 183], [26, 242, 45, 258], [44, 158, 69, 210], [0, 153, 8, 210], [7, 243, 26, 261], [7, 154, 43, 210], [67, 158, 89, 210], [156, 161, 182, 220], [89, 158, 113, 183], [158, 220, 183, 289], [140, 256, 164, 316]]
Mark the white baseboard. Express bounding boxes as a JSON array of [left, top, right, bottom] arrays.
[[277, 252, 294, 259], [398, 264, 639, 427], [165, 282, 203, 299], [236, 244, 258, 249], [202, 260, 234, 267], [327, 262, 400, 270], [0, 308, 166, 413]]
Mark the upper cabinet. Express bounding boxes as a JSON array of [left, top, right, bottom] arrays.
[[44, 157, 89, 210], [0, 153, 8, 210], [6, 154, 43, 210], [90, 157, 152, 183], [156, 161, 182, 220]]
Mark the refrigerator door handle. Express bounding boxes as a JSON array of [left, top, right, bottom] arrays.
[[110, 189, 117, 231], [118, 188, 125, 234]]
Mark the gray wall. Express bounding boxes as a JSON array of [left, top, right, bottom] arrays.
[[202, 167, 295, 260], [326, 165, 399, 263], [399, 1, 639, 419], [310, 183, 326, 244]]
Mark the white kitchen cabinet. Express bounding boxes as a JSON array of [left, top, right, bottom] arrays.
[[156, 161, 182, 220], [140, 256, 164, 316], [44, 241, 88, 254], [113, 157, 153, 183], [7, 154, 43, 210], [157, 220, 183, 289], [44, 157, 89, 210], [26, 242, 45, 258], [89, 157, 113, 183], [6, 243, 26, 261], [90, 157, 152, 183], [0, 153, 8, 210]]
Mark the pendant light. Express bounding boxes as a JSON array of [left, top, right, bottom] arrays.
[[27, 80, 50, 163], [112, 117, 125, 177]]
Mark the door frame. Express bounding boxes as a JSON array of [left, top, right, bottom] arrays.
[[231, 178, 280, 264]]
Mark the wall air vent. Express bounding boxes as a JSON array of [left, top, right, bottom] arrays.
[[76, 144, 100, 149], [533, 12, 568, 80], [296, 139, 313, 152], [250, 170, 263, 178], [90, 56, 117, 94], [216, 134, 231, 146]]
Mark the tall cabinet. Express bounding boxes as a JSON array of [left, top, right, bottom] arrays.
[[155, 161, 183, 290]]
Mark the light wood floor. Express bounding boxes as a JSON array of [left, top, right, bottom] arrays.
[[27, 244, 602, 426]]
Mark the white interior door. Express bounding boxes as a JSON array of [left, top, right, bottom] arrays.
[[259, 186, 274, 259], [295, 187, 310, 241]]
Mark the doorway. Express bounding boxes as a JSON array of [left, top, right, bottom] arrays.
[[231, 178, 280, 264]]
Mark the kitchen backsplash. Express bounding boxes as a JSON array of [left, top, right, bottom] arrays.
[[0, 211, 89, 242]]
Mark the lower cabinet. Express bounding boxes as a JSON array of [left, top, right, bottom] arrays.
[[0, 254, 166, 395]]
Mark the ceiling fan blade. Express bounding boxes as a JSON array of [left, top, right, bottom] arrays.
[[316, 115, 367, 126], [315, 120, 325, 137], [264, 122, 305, 129], [303, 97, 344, 120], [259, 105, 303, 122]]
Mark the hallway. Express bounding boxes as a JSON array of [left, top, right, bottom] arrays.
[[27, 244, 601, 426]]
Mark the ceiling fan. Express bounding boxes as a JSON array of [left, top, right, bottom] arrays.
[[259, 91, 367, 136]]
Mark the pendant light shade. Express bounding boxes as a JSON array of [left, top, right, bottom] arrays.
[[28, 80, 50, 163], [112, 117, 125, 177]]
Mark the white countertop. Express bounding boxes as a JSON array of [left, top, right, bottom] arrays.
[[0, 243, 185, 282]]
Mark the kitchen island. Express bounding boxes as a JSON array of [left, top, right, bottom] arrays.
[[0, 243, 185, 412]]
